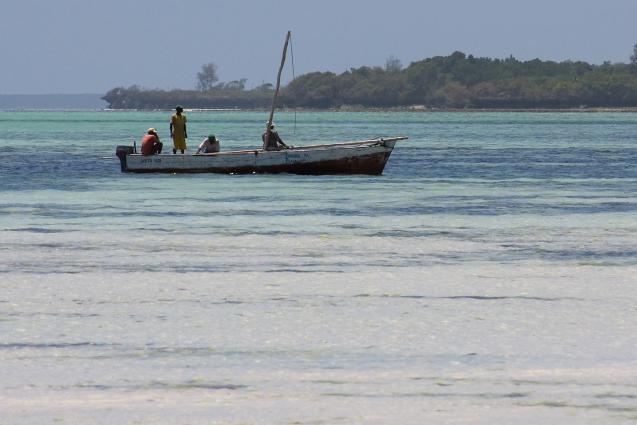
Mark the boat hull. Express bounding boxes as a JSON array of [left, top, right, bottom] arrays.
[[116, 137, 405, 175]]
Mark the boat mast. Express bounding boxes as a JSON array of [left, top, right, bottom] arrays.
[[264, 31, 292, 149]]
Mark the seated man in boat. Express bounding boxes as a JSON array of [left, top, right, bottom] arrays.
[[140, 128, 162, 156], [196, 134, 220, 154], [262, 123, 289, 151]]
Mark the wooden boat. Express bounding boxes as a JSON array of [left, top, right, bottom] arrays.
[[115, 31, 408, 175], [115, 136, 407, 175]]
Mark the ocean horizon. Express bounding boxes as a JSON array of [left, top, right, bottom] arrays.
[[0, 94, 107, 110]]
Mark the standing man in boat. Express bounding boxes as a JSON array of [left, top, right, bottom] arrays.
[[170, 105, 188, 154], [262, 123, 289, 151], [140, 128, 162, 156]]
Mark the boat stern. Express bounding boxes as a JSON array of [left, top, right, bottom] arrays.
[[115, 145, 134, 172]]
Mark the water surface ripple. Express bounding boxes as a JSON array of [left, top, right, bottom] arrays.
[[1, 111, 636, 424]]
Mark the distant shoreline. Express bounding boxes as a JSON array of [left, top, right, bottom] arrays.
[[3, 106, 637, 113], [314, 106, 637, 113], [100, 106, 637, 113]]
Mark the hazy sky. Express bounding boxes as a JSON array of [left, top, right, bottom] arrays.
[[1, 0, 636, 94]]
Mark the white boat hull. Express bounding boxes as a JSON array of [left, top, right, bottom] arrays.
[[116, 137, 406, 175]]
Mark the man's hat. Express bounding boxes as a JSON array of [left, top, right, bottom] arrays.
[[147, 128, 157, 134], [175, 105, 184, 111], [208, 134, 216, 140]]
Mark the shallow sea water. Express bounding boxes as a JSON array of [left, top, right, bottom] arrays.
[[1, 111, 636, 424]]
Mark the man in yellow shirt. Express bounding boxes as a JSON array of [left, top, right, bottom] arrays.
[[170, 106, 187, 154]]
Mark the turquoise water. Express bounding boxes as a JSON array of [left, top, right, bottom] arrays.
[[1, 111, 636, 424]]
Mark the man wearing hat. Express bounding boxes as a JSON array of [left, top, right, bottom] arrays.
[[169, 106, 188, 154], [196, 134, 220, 154], [140, 128, 162, 156]]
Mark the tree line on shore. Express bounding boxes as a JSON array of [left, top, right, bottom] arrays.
[[103, 48, 637, 110]]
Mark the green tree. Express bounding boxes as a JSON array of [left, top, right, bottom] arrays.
[[196, 63, 219, 91], [435, 82, 470, 107], [223, 78, 247, 90], [104, 51, 637, 110], [385, 55, 403, 72], [255, 82, 274, 91]]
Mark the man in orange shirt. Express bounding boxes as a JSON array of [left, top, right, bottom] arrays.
[[141, 128, 162, 156]]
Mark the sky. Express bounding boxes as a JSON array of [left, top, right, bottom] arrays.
[[1, 0, 636, 94]]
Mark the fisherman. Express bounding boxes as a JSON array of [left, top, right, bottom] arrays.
[[170, 105, 187, 154], [140, 128, 162, 156], [262, 123, 289, 151], [196, 134, 220, 154]]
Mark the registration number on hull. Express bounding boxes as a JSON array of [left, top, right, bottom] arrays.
[[139, 158, 162, 164]]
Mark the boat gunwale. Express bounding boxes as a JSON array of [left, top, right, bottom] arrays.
[[127, 136, 408, 158]]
